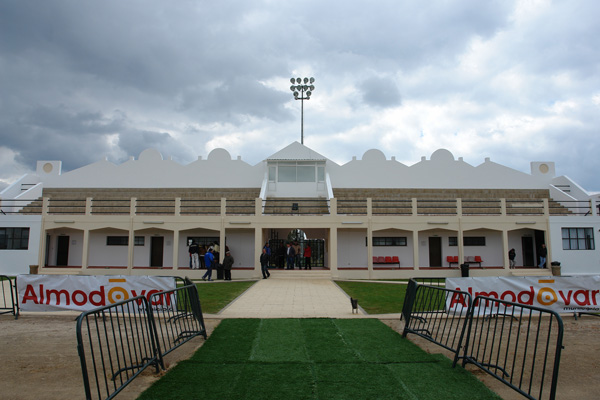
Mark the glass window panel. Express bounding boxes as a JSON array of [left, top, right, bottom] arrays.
[[317, 166, 325, 182], [562, 238, 569, 249], [278, 166, 296, 182], [268, 166, 276, 181], [297, 166, 315, 182]]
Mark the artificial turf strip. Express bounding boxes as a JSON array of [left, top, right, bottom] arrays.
[[138, 318, 501, 400]]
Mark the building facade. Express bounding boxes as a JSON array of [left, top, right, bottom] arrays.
[[1, 142, 598, 278]]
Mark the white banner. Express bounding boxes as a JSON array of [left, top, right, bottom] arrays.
[[445, 276, 600, 314], [17, 275, 176, 312]]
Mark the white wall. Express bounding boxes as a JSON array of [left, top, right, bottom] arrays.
[[337, 229, 367, 267], [549, 216, 600, 275], [89, 229, 129, 267], [0, 216, 41, 275], [372, 229, 413, 266], [46, 228, 84, 267], [224, 229, 255, 268]]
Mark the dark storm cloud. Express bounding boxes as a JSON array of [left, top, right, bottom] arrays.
[[0, 0, 599, 192], [358, 77, 401, 108]]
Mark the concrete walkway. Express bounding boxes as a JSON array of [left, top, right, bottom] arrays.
[[215, 269, 362, 318]]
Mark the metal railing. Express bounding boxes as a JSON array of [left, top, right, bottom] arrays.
[[336, 199, 367, 215], [0, 275, 19, 318], [462, 199, 502, 215], [0, 199, 42, 214], [461, 297, 564, 400], [180, 199, 221, 215], [262, 199, 330, 215], [148, 281, 207, 365], [90, 199, 130, 215], [5, 195, 594, 217], [76, 282, 206, 400], [401, 279, 564, 400], [402, 279, 472, 359]]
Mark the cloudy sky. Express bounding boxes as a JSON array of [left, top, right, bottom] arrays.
[[1, 0, 599, 191]]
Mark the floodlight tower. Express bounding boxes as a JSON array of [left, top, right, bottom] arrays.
[[289, 77, 315, 144]]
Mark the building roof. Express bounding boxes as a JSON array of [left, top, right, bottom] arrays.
[[266, 141, 329, 162]]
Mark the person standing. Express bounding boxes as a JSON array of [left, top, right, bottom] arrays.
[[304, 244, 312, 270], [538, 244, 547, 268], [293, 242, 301, 269], [286, 243, 296, 269], [199, 245, 206, 269], [202, 248, 214, 281], [260, 248, 271, 279], [222, 250, 234, 281], [508, 248, 516, 269], [189, 241, 199, 269]]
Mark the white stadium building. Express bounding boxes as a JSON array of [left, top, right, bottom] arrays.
[[1, 141, 599, 279]]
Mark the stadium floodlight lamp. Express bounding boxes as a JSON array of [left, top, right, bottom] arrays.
[[289, 76, 315, 144]]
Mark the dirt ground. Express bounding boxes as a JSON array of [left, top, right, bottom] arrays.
[[0, 313, 599, 400]]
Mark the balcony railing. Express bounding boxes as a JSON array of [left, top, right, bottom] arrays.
[[2, 196, 597, 218]]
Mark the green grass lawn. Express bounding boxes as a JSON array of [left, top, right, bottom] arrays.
[[335, 281, 408, 314], [195, 281, 256, 314], [138, 318, 500, 400]]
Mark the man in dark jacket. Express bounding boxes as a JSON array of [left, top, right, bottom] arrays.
[[222, 250, 234, 281], [286, 243, 296, 270], [260, 248, 271, 279], [538, 244, 547, 268]]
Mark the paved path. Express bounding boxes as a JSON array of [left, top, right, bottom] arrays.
[[216, 269, 361, 318]]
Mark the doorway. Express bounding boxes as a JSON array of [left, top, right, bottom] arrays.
[[522, 236, 534, 267], [429, 237, 442, 267], [150, 236, 164, 267], [56, 236, 69, 266]]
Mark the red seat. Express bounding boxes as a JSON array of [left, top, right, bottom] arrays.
[[377, 256, 385, 264], [384, 256, 392, 263], [446, 256, 453, 263], [474, 256, 482, 262], [373, 256, 378, 264], [453, 256, 459, 263], [392, 256, 399, 265]]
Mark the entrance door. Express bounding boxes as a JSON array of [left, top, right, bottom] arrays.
[[428, 237, 442, 267], [56, 236, 69, 266], [522, 237, 534, 267], [150, 236, 164, 267]]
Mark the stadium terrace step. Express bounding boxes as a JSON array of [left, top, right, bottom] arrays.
[[267, 269, 332, 280], [510, 269, 553, 277]]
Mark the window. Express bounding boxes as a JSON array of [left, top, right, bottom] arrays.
[[278, 166, 296, 182], [187, 237, 219, 247], [449, 236, 486, 246], [368, 237, 407, 246], [0, 227, 29, 250], [464, 237, 486, 246], [297, 166, 315, 182], [276, 163, 320, 183], [268, 166, 276, 182], [107, 236, 145, 246], [562, 228, 595, 250], [317, 166, 325, 182]]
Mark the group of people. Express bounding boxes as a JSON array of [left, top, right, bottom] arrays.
[[189, 241, 233, 281], [190, 239, 316, 281], [284, 242, 311, 270], [260, 241, 313, 278], [508, 243, 547, 269]]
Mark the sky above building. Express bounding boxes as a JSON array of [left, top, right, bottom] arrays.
[[0, 0, 598, 192]]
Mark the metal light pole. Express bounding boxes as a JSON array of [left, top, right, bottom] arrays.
[[290, 77, 315, 144]]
